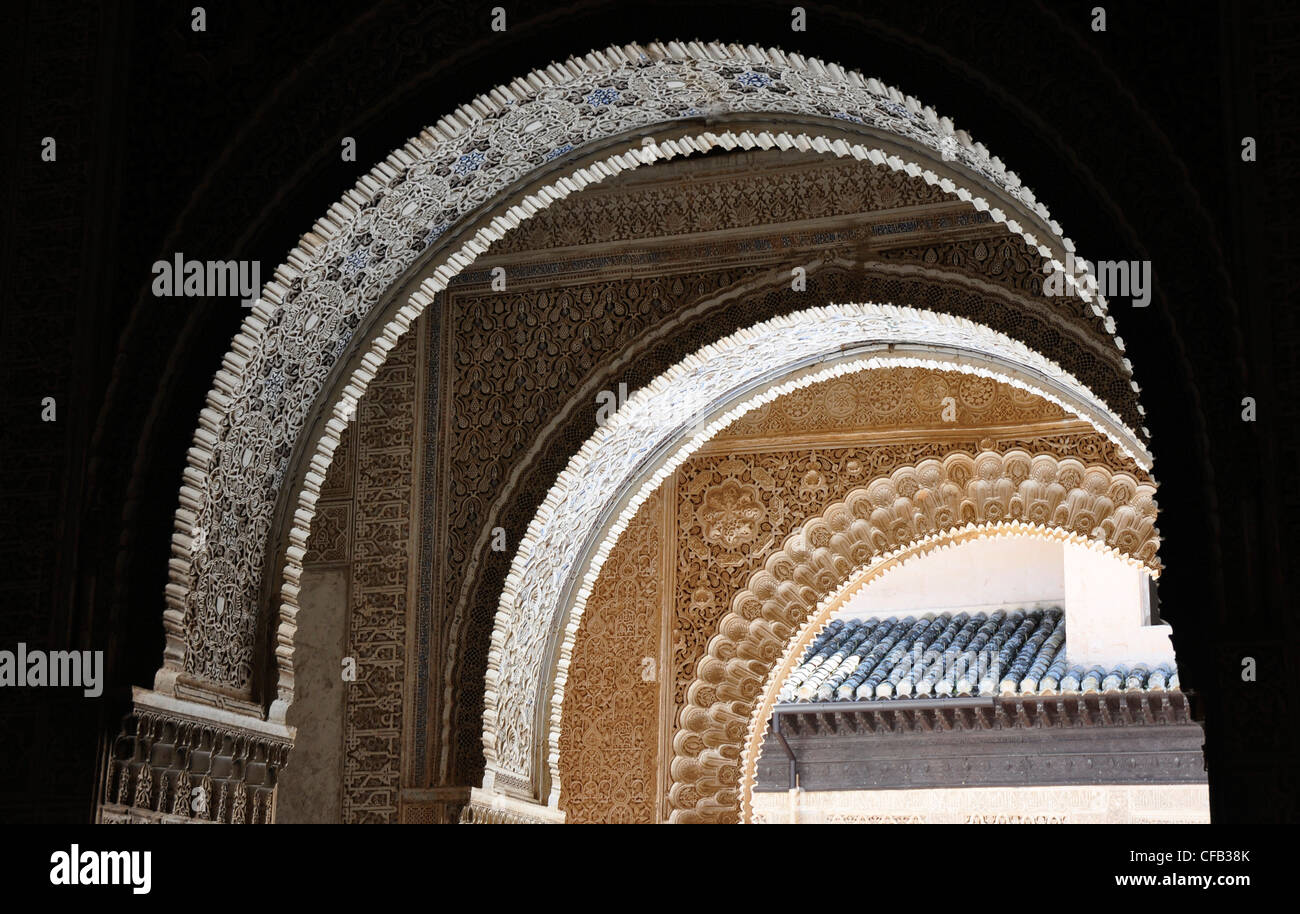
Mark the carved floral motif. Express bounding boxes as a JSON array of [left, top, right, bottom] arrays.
[[719, 365, 1066, 438], [557, 493, 663, 823], [698, 479, 766, 549]]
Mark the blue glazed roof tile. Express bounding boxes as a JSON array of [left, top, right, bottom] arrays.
[[779, 608, 1179, 704]]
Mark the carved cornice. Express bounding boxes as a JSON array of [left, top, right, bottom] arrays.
[[98, 689, 294, 825], [458, 788, 565, 824], [767, 691, 1195, 739], [754, 692, 1205, 793], [704, 419, 1097, 457]]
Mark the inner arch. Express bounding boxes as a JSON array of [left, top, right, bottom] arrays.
[[485, 302, 1151, 804], [737, 523, 1169, 821]]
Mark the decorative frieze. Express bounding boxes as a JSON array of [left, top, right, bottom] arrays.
[[98, 689, 293, 824], [489, 152, 954, 255], [342, 332, 419, 824], [458, 787, 564, 824], [754, 692, 1205, 793]]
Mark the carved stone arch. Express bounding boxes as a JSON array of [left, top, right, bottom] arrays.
[[733, 520, 1159, 824], [438, 253, 1139, 786], [666, 450, 1160, 823], [159, 41, 1146, 734], [477, 300, 1150, 813]]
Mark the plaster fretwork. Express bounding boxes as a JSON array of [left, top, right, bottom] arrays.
[[557, 492, 664, 823], [341, 332, 421, 823], [667, 451, 1159, 823], [490, 150, 954, 254], [715, 365, 1070, 441], [159, 41, 1135, 737], [556, 366, 1146, 823], [296, 332, 422, 823]]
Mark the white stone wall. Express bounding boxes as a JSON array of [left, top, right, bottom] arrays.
[[833, 535, 1176, 670], [753, 784, 1210, 824], [1063, 542, 1175, 669], [839, 535, 1064, 619]]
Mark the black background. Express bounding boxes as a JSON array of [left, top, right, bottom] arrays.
[[1, 0, 1295, 824]]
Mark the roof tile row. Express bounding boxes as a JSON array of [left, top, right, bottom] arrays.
[[779, 609, 1179, 703]]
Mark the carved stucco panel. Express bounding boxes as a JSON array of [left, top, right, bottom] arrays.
[[301, 333, 420, 823], [557, 492, 663, 823], [718, 364, 1069, 439]]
